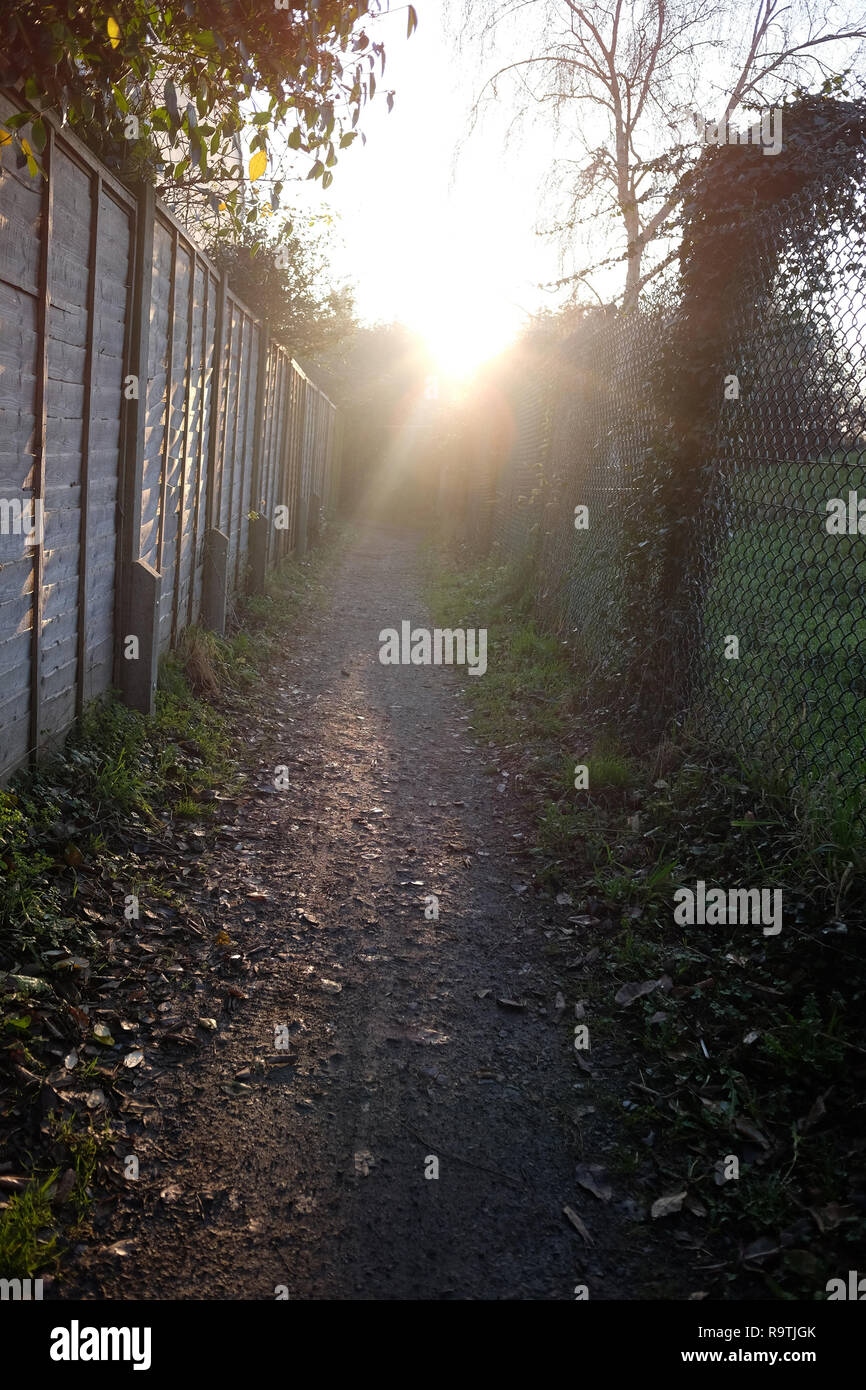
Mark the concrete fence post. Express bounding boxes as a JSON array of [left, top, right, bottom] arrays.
[[201, 528, 229, 636], [121, 561, 161, 712]]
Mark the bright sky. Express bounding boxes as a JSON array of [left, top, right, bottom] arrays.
[[278, 2, 865, 378], [290, 0, 563, 374]]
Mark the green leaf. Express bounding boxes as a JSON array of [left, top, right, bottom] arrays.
[[29, 119, 47, 155], [307, 160, 324, 180], [322, 169, 333, 190], [288, 126, 302, 150]]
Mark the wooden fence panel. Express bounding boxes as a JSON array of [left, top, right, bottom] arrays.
[[192, 270, 218, 624], [157, 230, 186, 656], [84, 185, 133, 703], [234, 320, 258, 591], [0, 90, 339, 779], [141, 217, 171, 571], [0, 94, 42, 772]]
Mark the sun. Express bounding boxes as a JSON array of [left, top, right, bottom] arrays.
[[416, 295, 523, 381]]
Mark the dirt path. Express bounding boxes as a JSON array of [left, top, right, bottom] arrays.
[[71, 524, 670, 1301]]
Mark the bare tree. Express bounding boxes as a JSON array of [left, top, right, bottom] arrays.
[[459, 1, 866, 307]]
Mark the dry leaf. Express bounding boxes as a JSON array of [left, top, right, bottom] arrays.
[[575, 1164, 612, 1203], [563, 1204, 594, 1243], [733, 1115, 770, 1149], [651, 1189, 687, 1219], [615, 978, 662, 1007]]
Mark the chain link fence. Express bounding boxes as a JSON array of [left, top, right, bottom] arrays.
[[479, 134, 866, 818]]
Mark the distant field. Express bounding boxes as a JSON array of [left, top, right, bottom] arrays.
[[698, 454, 866, 801]]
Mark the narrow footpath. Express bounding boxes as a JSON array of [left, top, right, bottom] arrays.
[[71, 524, 676, 1300]]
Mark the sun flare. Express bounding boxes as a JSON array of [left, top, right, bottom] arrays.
[[416, 296, 523, 381]]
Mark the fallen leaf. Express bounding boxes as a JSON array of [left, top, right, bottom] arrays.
[[563, 1204, 594, 1244], [733, 1115, 770, 1149], [105, 1239, 137, 1257], [651, 1189, 687, 1219], [808, 1202, 855, 1234], [797, 1094, 827, 1133], [615, 978, 662, 1007], [575, 1164, 612, 1203]]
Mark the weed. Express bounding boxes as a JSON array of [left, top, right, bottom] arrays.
[[0, 1172, 60, 1278]]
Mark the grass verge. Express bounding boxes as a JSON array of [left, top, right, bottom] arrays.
[[427, 543, 866, 1300], [0, 539, 335, 1281]]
